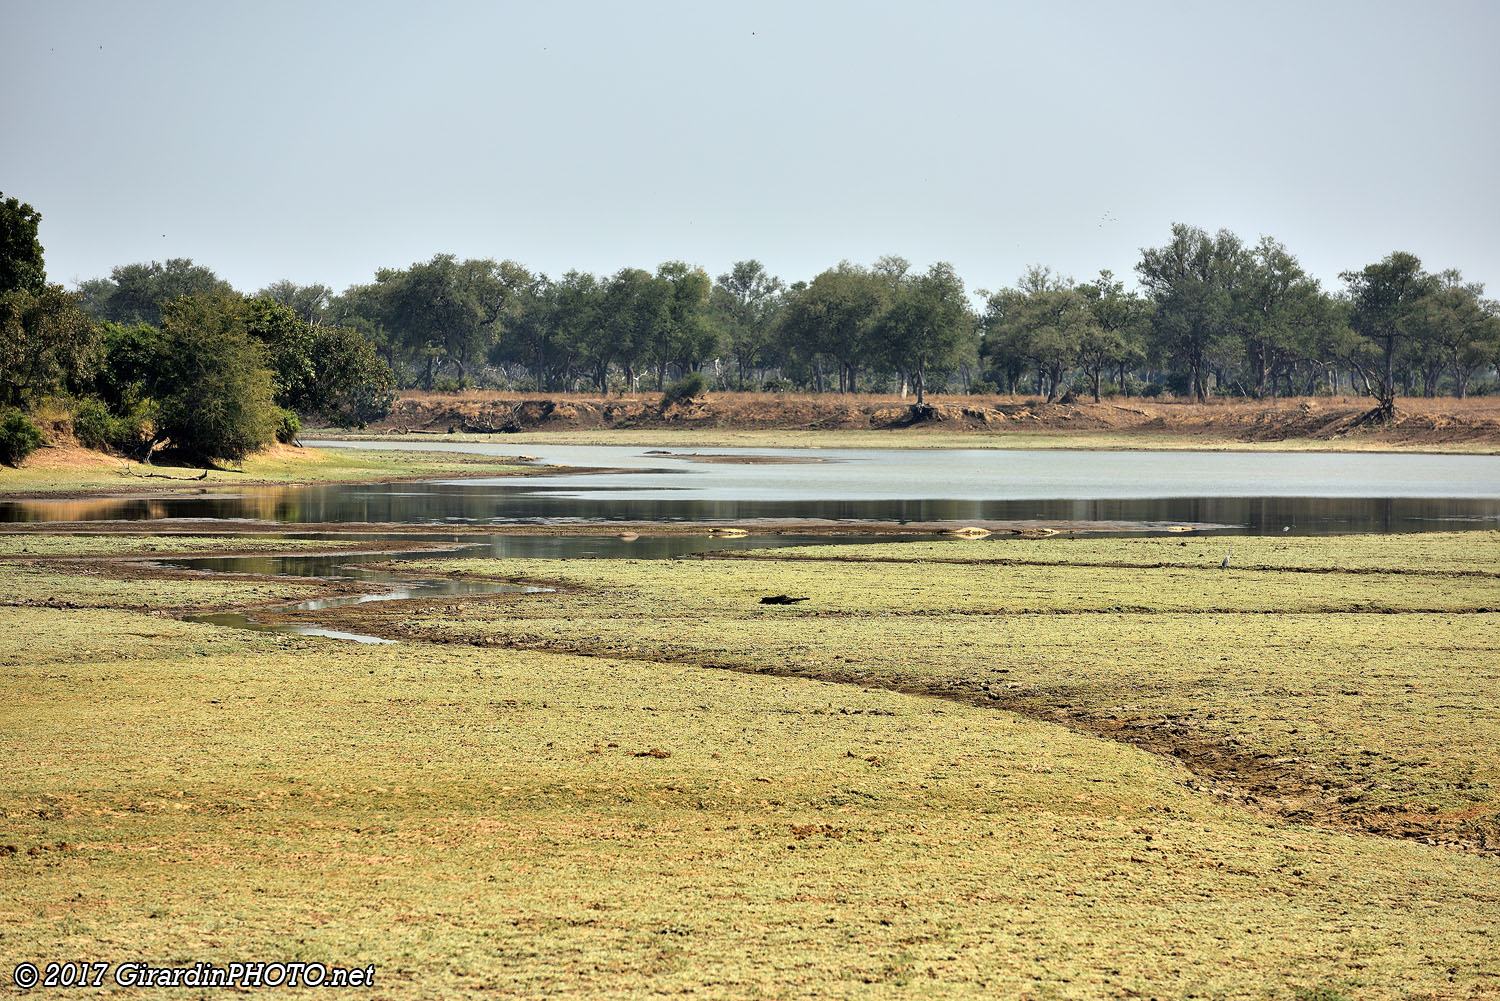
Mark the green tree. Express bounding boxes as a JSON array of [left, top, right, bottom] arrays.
[[876, 262, 973, 405], [246, 297, 317, 408], [1235, 238, 1323, 399], [602, 268, 667, 391], [256, 280, 332, 325], [154, 294, 278, 462], [548, 271, 605, 391], [780, 264, 885, 393], [712, 260, 784, 389], [94, 322, 166, 408], [1, 192, 46, 295], [1077, 270, 1147, 401], [372, 255, 524, 388], [1420, 272, 1499, 399], [981, 267, 1087, 401], [1137, 225, 1245, 402], [81, 259, 235, 327], [1341, 252, 1438, 419], [306, 326, 396, 427], [0, 285, 99, 407]]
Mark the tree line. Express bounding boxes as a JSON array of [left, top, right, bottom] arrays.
[[84, 226, 1493, 415], [2, 192, 393, 464], [5, 187, 1500, 463]]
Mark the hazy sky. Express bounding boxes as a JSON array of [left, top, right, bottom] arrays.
[[4, 0, 1498, 300]]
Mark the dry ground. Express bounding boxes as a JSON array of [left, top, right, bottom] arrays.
[[350, 392, 1500, 450]]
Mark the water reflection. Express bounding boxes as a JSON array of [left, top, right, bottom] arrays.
[[4, 444, 1499, 536]]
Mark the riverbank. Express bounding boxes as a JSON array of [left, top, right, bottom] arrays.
[[0, 442, 544, 498], [324, 391, 1500, 452]]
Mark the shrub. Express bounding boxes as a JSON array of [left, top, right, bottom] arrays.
[[661, 371, 707, 407], [71, 396, 120, 451], [155, 294, 277, 463], [274, 408, 301, 444], [968, 378, 1000, 396], [0, 408, 43, 465]]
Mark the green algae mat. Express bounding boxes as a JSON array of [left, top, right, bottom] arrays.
[[3, 532, 1498, 998]]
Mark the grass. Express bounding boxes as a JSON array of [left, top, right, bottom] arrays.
[[366, 533, 1500, 839], [3, 532, 1499, 997], [0, 535, 371, 558], [0, 443, 539, 497]]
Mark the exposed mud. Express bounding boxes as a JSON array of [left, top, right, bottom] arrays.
[[362, 392, 1500, 447]]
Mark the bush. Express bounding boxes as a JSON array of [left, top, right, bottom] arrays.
[[0, 408, 44, 465], [155, 294, 278, 463], [70, 396, 120, 451], [968, 378, 1000, 396], [274, 408, 301, 444], [760, 377, 792, 393], [660, 371, 707, 407]]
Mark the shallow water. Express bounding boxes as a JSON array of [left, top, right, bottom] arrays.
[[24, 441, 1483, 643], [5, 443, 1499, 535]]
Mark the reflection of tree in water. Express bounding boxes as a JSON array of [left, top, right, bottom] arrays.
[[2, 483, 1498, 536]]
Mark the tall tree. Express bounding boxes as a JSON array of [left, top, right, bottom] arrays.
[[1420, 272, 1499, 400], [876, 262, 973, 405], [371, 255, 521, 388], [1137, 225, 1245, 402], [602, 267, 667, 391], [1235, 238, 1323, 399], [779, 263, 884, 393], [83, 259, 235, 327], [0, 192, 46, 295], [649, 262, 712, 389], [0, 285, 99, 407], [1341, 252, 1438, 419], [712, 260, 784, 389], [256, 280, 332, 325], [1077, 270, 1146, 401]]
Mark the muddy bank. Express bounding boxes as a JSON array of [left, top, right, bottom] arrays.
[[356, 392, 1500, 446], [0, 519, 1211, 539]]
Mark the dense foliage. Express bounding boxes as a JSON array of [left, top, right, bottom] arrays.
[[0, 194, 398, 465], [0, 407, 43, 466], [303, 239, 1499, 406], [4, 184, 1498, 458]]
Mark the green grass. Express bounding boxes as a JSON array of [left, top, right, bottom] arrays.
[[0, 535, 370, 558], [370, 533, 1500, 835], [0, 445, 538, 496], [3, 533, 1499, 998]]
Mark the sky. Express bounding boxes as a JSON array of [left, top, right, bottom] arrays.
[[4, 0, 1498, 301]]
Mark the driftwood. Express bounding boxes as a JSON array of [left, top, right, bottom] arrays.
[[118, 464, 209, 481]]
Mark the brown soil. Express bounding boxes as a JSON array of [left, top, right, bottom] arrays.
[[364, 391, 1500, 446]]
